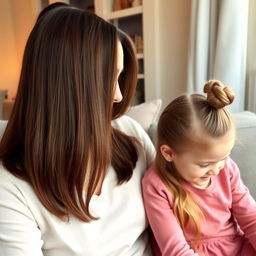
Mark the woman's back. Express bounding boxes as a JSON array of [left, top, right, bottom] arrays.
[[0, 116, 155, 256]]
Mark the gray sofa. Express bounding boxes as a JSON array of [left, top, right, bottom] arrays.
[[148, 111, 256, 199], [230, 112, 256, 198], [1, 111, 256, 198]]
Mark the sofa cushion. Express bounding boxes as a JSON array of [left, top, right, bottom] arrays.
[[126, 99, 162, 132], [0, 120, 7, 138]]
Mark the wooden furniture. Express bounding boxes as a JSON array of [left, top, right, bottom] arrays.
[[2, 100, 14, 120], [94, 0, 160, 105]]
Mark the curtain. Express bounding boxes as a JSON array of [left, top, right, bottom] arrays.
[[187, 0, 249, 112]]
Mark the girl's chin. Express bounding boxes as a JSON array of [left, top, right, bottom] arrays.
[[192, 177, 211, 189]]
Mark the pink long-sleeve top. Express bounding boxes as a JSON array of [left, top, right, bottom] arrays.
[[142, 157, 256, 256]]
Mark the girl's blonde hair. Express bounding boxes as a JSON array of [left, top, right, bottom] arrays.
[[156, 80, 235, 246]]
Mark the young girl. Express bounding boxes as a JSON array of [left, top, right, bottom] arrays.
[[142, 80, 256, 256]]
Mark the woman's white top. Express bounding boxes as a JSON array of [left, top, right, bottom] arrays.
[[0, 116, 155, 256]]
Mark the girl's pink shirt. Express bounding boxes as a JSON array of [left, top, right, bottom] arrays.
[[142, 157, 256, 256]]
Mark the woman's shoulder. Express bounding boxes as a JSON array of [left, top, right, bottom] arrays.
[[112, 115, 145, 136], [0, 164, 35, 204], [112, 115, 154, 148], [0, 164, 21, 186]]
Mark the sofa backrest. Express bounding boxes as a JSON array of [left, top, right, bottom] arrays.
[[231, 111, 256, 199]]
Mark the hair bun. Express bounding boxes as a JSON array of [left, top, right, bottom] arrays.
[[203, 80, 235, 109]]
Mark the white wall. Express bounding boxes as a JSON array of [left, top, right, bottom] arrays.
[[158, 0, 191, 109], [10, 0, 40, 70], [246, 0, 256, 108], [0, 0, 40, 99], [0, 0, 19, 99]]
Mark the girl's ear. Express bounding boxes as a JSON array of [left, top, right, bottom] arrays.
[[160, 144, 174, 162]]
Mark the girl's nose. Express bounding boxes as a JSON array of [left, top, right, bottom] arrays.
[[207, 168, 220, 176], [207, 162, 224, 176]]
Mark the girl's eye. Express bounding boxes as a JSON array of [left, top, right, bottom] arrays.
[[198, 164, 209, 168]]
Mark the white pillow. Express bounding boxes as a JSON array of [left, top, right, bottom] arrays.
[[126, 99, 162, 132]]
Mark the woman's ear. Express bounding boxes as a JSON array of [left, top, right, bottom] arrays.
[[160, 144, 174, 162]]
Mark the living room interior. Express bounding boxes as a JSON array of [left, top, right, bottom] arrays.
[[0, 0, 256, 198]]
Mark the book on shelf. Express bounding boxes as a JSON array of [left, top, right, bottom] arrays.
[[129, 34, 143, 54]]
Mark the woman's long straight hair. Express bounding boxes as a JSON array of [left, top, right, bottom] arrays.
[[0, 3, 138, 221]]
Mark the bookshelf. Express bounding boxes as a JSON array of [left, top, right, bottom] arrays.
[[95, 0, 159, 104]]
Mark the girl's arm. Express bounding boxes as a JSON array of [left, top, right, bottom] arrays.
[[0, 172, 43, 256], [229, 158, 256, 250], [142, 169, 199, 256]]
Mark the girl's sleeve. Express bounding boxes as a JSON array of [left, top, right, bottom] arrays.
[[142, 170, 199, 256], [0, 173, 43, 256], [229, 158, 256, 250]]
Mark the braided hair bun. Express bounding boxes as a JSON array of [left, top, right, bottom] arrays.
[[203, 80, 235, 109]]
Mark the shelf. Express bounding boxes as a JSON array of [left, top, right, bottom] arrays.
[[95, 1, 145, 105], [136, 53, 144, 59], [137, 74, 144, 79], [104, 6, 143, 20]]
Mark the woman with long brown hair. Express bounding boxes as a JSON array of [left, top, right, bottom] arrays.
[[0, 2, 155, 255]]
